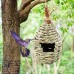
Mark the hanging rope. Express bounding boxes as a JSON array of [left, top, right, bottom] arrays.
[[44, 1, 50, 18], [44, 1, 51, 24]]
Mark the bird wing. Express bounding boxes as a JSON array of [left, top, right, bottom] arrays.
[[11, 31, 23, 41], [16, 40, 27, 47], [20, 46, 30, 57], [10, 31, 27, 46]]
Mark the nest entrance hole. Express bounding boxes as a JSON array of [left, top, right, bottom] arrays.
[[40, 43, 55, 52]]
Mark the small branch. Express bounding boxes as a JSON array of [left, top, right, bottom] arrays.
[[50, 8, 57, 15], [19, 0, 34, 12], [54, 62, 57, 74], [19, 0, 48, 23], [21, 0, 48, 15], [56, 58, 61, 70]]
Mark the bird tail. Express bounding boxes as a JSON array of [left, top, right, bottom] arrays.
[[20, 46, 30, 57]]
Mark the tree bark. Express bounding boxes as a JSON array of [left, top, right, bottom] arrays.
[[1, 0, 20, 74]]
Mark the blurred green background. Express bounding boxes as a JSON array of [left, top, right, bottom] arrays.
[[0, 0, 74, 74]]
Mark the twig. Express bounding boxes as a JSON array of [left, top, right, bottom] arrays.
[[50, 8, 57, 15], [32, 54, 37, 74], [57, 58, 61, 70], [54, 62, 57, 74], [53, 58, 61, 74]]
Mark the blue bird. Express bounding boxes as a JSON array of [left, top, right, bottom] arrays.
[[10, 31, 34, 57]]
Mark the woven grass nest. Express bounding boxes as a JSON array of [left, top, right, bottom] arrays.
[[31, 6, 62, 64]]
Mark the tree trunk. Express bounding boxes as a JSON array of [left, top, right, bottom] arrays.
[[1, 0, 20, 74]]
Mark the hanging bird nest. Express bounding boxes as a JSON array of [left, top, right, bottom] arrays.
[[31, 5, 62, 64]]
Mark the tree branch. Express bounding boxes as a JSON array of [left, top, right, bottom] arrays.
[[19, 0, 48, 23], [19, 0, 34, 12]]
